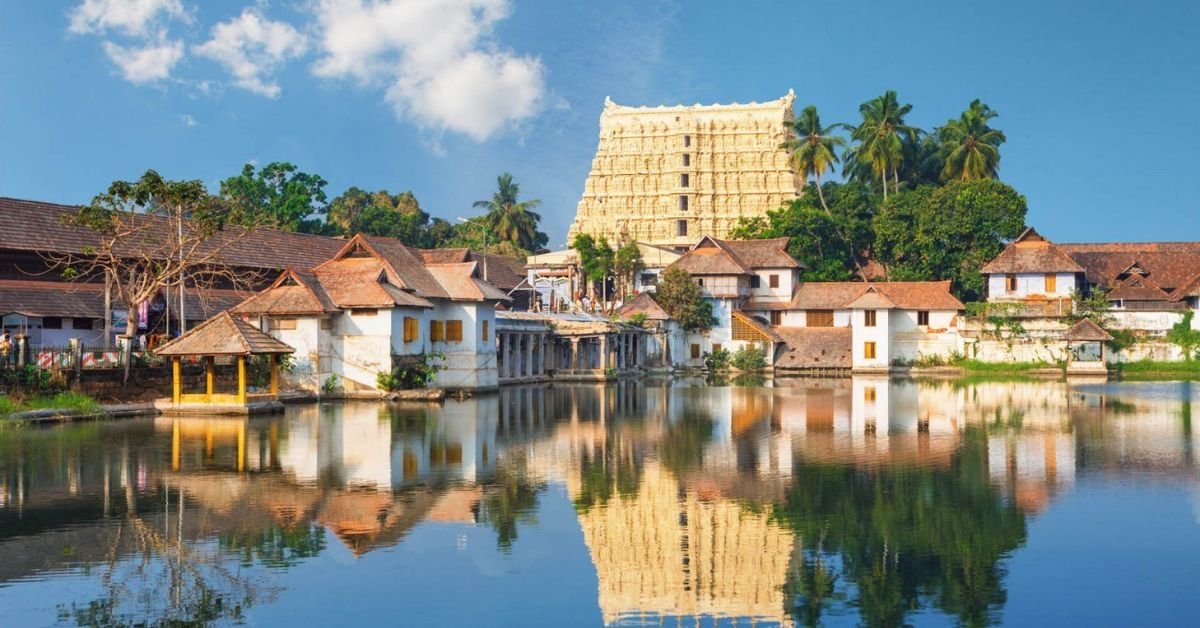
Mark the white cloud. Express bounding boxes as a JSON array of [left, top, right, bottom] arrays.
[[312, 0, 546, 141], [102, 37, 185, 83], [181, 113, 197, 126], [195, 9, 308, 98], [68, 0, 190, 37]]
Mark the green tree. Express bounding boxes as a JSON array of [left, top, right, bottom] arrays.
[[938, 99, 1006, 182], [1167, 312, 1200, 360], [781, 105, 846, 212], [653, 267, 715, 332], [220, 162, 328, 232], [473, 173, 548, 251], [843, 91, 920, 199], [329, 188, 452, 247], [613, 241, 645, 300], [571, 233, 615, 301]]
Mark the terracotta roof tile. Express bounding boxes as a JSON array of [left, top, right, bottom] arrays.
[[616, 292, 670, 321], [1066, 319, 1112, 342], [774, 327, 852, 369], [0, 279, 244, 319], [670, 236, 801, 276], [155, 311, 294, 356], [425, 263, 511, 302], [981, 229, 1084, 274], [232, 269, 338, 316], [1106, 274, 1171, 301], [1057, 242, 1200, 291], [789, 281, 963, 311]]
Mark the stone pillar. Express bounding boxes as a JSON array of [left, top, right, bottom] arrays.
[[570, 339, 580, 371], [537, 334, 547, 376], [523, 333, 534, 378], [599, 336, 609, 370], [502, 333, 513, 379]]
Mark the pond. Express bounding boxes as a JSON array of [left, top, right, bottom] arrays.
[[1, 377, 1199, 627]]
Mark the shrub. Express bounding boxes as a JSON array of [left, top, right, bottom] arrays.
[[321, 374, 340, 395], [378, 352, 444, 391], [703, 347, 731, 371], [730, 346, 767, 371]]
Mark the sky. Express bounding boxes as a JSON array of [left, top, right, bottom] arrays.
[[1, 0, 1198, 249]]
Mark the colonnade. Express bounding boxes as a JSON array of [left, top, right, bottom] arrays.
[[496, 330, 647, 380]]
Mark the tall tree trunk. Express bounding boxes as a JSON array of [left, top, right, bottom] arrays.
[[892, 167, 900, 195]]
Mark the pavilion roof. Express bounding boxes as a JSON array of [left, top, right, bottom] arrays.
[[154, 311, 294, 356], [1065, 318, 1112, 342]]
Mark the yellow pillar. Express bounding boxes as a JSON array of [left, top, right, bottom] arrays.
[[205, 357, 215, 402], [269, 354, 279, 397], [172, 357, 181, 403], [237, 421, 246, 473], [237, 355, 247, 404]]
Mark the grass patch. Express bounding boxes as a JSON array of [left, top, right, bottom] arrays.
[[0, 392, 102, 419], [1111, 360, 1200, 379], [955, 359, 1058, 373]]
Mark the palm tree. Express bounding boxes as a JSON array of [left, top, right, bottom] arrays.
[[781, 105, 845, 212], [472, 173, 545, 252], [843, 91, 919, 199], [937, 99, 1005, 182]]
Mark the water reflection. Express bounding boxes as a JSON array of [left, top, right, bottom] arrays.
[[1, 378, 1199, 626]]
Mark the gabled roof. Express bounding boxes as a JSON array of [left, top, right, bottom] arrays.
[[845, 286, 897, 310], [1106, 274, 1170, 302], [424, 262, 512, 302], [1065, 319, 1112, 342], [320, 235, 449, 300], [789, 281, 964, 311], [671, 236, 800, 276], [732, 310, 782, 342], [419, 248, 526, 291], [313, 257, 433, 308], [1056, 242, 1200, 291], [1169, 273, 1200, 302], [232, 269, 338, 316], [0, 279, 244, 319], [981, 228, 1084, 274], [154, 312, 294, 356], [616, 292, 670, 321]]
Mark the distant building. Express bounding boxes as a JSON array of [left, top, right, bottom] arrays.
[[524, 242, 681, 312], [567, 92, 802, 250]]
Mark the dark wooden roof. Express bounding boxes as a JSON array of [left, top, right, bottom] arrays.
[[671, 236, 801, 276], [0, 279, 244, 319], [774, 327, 852, 369], [789, 281, 963, 311], [616, 292, 670, 321], [981, 228, 1084, 274], [154, 312, 294, 356], [1065, 319, 1112, 342]]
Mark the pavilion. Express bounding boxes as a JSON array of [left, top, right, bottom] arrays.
[[153, 311, 295, 415]]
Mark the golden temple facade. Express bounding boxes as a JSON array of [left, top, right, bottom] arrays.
[[568, 91, 803, 249]]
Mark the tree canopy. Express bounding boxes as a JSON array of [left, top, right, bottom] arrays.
[[474, 173, 548, 252], [653, 267, 715, 332], [220, 162, 328, 232]]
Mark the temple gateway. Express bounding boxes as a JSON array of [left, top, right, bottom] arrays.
[[567, 91, 802, 250]]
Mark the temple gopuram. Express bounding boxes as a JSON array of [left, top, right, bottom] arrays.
[[568, 91, 802, 250]]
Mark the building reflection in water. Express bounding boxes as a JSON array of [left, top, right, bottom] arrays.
[[0, 378, 1198, 626]]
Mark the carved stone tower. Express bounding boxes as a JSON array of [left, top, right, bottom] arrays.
[[568, 91, 802, 249]]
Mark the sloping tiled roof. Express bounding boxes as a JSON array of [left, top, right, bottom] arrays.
[[1170, 273, 1200, 302], [313, 257, 434, 309], [672, 239, 750, 275], [0, 279, 244, 319], [358, 236, 450, 299], [0, 197, 346, 270], [1106, 274, 1171, 301], [1066, 319, 1112, 342], [789, 281, 963, 311], [719, 238, 800, 269], [774, 327, 852, 369], [981, 228, 1084, 274], [1057, 242, 1200, 292], [155, 312, 294, 356], [231, 269, 338, 316], [670, 236, 801, 276], [845, 287, 897, 310], [425, 263, 511, 302], [616, 292, 670, 321]]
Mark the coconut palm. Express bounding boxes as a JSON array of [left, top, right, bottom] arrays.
[[472, 173, 546, 252], [781, 105, 846, 212], [937, 99, 1006, 182], [843, 91, 919, 199]]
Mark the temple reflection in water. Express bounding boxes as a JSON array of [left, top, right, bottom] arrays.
[[1, 378, 1198, 626]]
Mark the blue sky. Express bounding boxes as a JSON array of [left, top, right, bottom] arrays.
[[1, 0, 1197, 247]]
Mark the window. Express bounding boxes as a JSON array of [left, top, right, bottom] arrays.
[[864, 310, 877, 327], [680, 173, 689, 188], [683, 134, 691, 148], [446, 320, 463, 342], [807, 310, 834, 327], [711, 343, 722, 353], [682, 154, 690, 167], [320, 318, 333, 330], [1045, 273, 1057, 293], [769, 274, 780, 289], [1005, 274, 1017, 292], [273, 317, 298, 330], [42, 317, 62, 329], [677, 219, 688, 236], [690, 343, 701, 359], [352, 308, 378, 316], [481, 320, 489, 343], [430, 320, 445, 342], [72, 318, 95, 330], [696, 277, 705, 287], [864, 387, 877, 402], [640, 272, 657, 286], [750, 275, 761, 288], [917, 310, 930, 326], [403, 316, 418, 342], [770, 310, 782, 326], [864, 341, 877, 360], [679, 195, 689, 212]]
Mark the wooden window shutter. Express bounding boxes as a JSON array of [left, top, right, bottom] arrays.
[[403, 317, 418, 342], [1045, 274, 1057, 293], [446, 320, 463, 342], [430, 320, 445, 342], [864, 341, 876, 359], [482, 320, 489, 342]]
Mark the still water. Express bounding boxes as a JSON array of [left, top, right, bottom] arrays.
[[1, 377, 1199, 627]]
